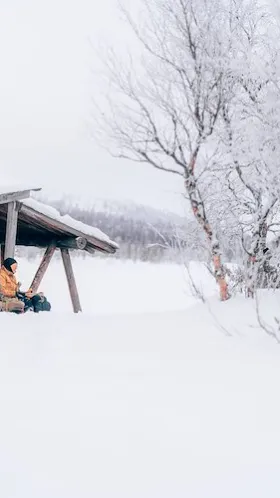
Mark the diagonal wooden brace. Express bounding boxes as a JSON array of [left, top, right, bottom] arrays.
[[31, 244, 56, 293]]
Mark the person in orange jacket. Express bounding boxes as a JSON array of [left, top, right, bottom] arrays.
[[0, 257, 41, 313], [0, 258, 51, 313], [0, 258, 26, 312]]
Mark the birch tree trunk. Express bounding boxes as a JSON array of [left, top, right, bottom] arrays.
[[185, 172, 229, 301], [245, 222, 268, 298]]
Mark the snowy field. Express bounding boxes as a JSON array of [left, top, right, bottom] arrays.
[[16, 255, 217, 315], [1, 256, 280, 497]]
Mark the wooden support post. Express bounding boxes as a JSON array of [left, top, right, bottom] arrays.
[[0, 245, 5, 265], [31, 244, 56, 293], [4, 201, 19, 259], [61, 248, 82, 313]]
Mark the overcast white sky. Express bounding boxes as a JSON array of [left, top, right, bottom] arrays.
[[0, 0, 184, 213]]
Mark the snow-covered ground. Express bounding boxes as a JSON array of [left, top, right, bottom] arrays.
[[16, 255, 217, 314], [1, 256, 280, 498]]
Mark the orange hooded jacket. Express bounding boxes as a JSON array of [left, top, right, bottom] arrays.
[[0, 266, 18, 298]]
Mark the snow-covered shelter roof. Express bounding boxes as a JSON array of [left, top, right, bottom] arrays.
[[0, 187, 117, 254]]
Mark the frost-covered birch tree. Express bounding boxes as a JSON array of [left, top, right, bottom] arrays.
[[96, 0, 266, 301], [221, 5, 280, 296]]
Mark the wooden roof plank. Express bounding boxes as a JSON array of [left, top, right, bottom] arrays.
[[19, 203, 116, 254]]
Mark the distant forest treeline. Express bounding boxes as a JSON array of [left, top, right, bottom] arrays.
[[44, 198, 242, 263], [17, 197, 242, 263], [50, 198, 188, 262]]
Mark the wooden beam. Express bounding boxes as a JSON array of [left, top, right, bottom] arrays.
[[0, 190, 32, 205], [16, 238, 53, 248], [31, 244, 56, 293], [4, 202, 19, 259], [57, 236, 87, 250], [61, 248, 82, 313]]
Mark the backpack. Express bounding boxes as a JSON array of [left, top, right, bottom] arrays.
[[33, 295, 51, 313]]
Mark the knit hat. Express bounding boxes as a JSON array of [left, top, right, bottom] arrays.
[[3, 258, 17, 273]]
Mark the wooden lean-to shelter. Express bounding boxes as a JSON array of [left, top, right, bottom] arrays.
[[0, 187, 118, 313]]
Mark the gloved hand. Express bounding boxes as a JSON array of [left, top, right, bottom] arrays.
[[25, 288, 33, 299]]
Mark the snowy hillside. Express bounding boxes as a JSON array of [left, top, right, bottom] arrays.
[[0, 258, 280, 497], [37, 194, 186, 224], [32, 196, 241, 264]]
